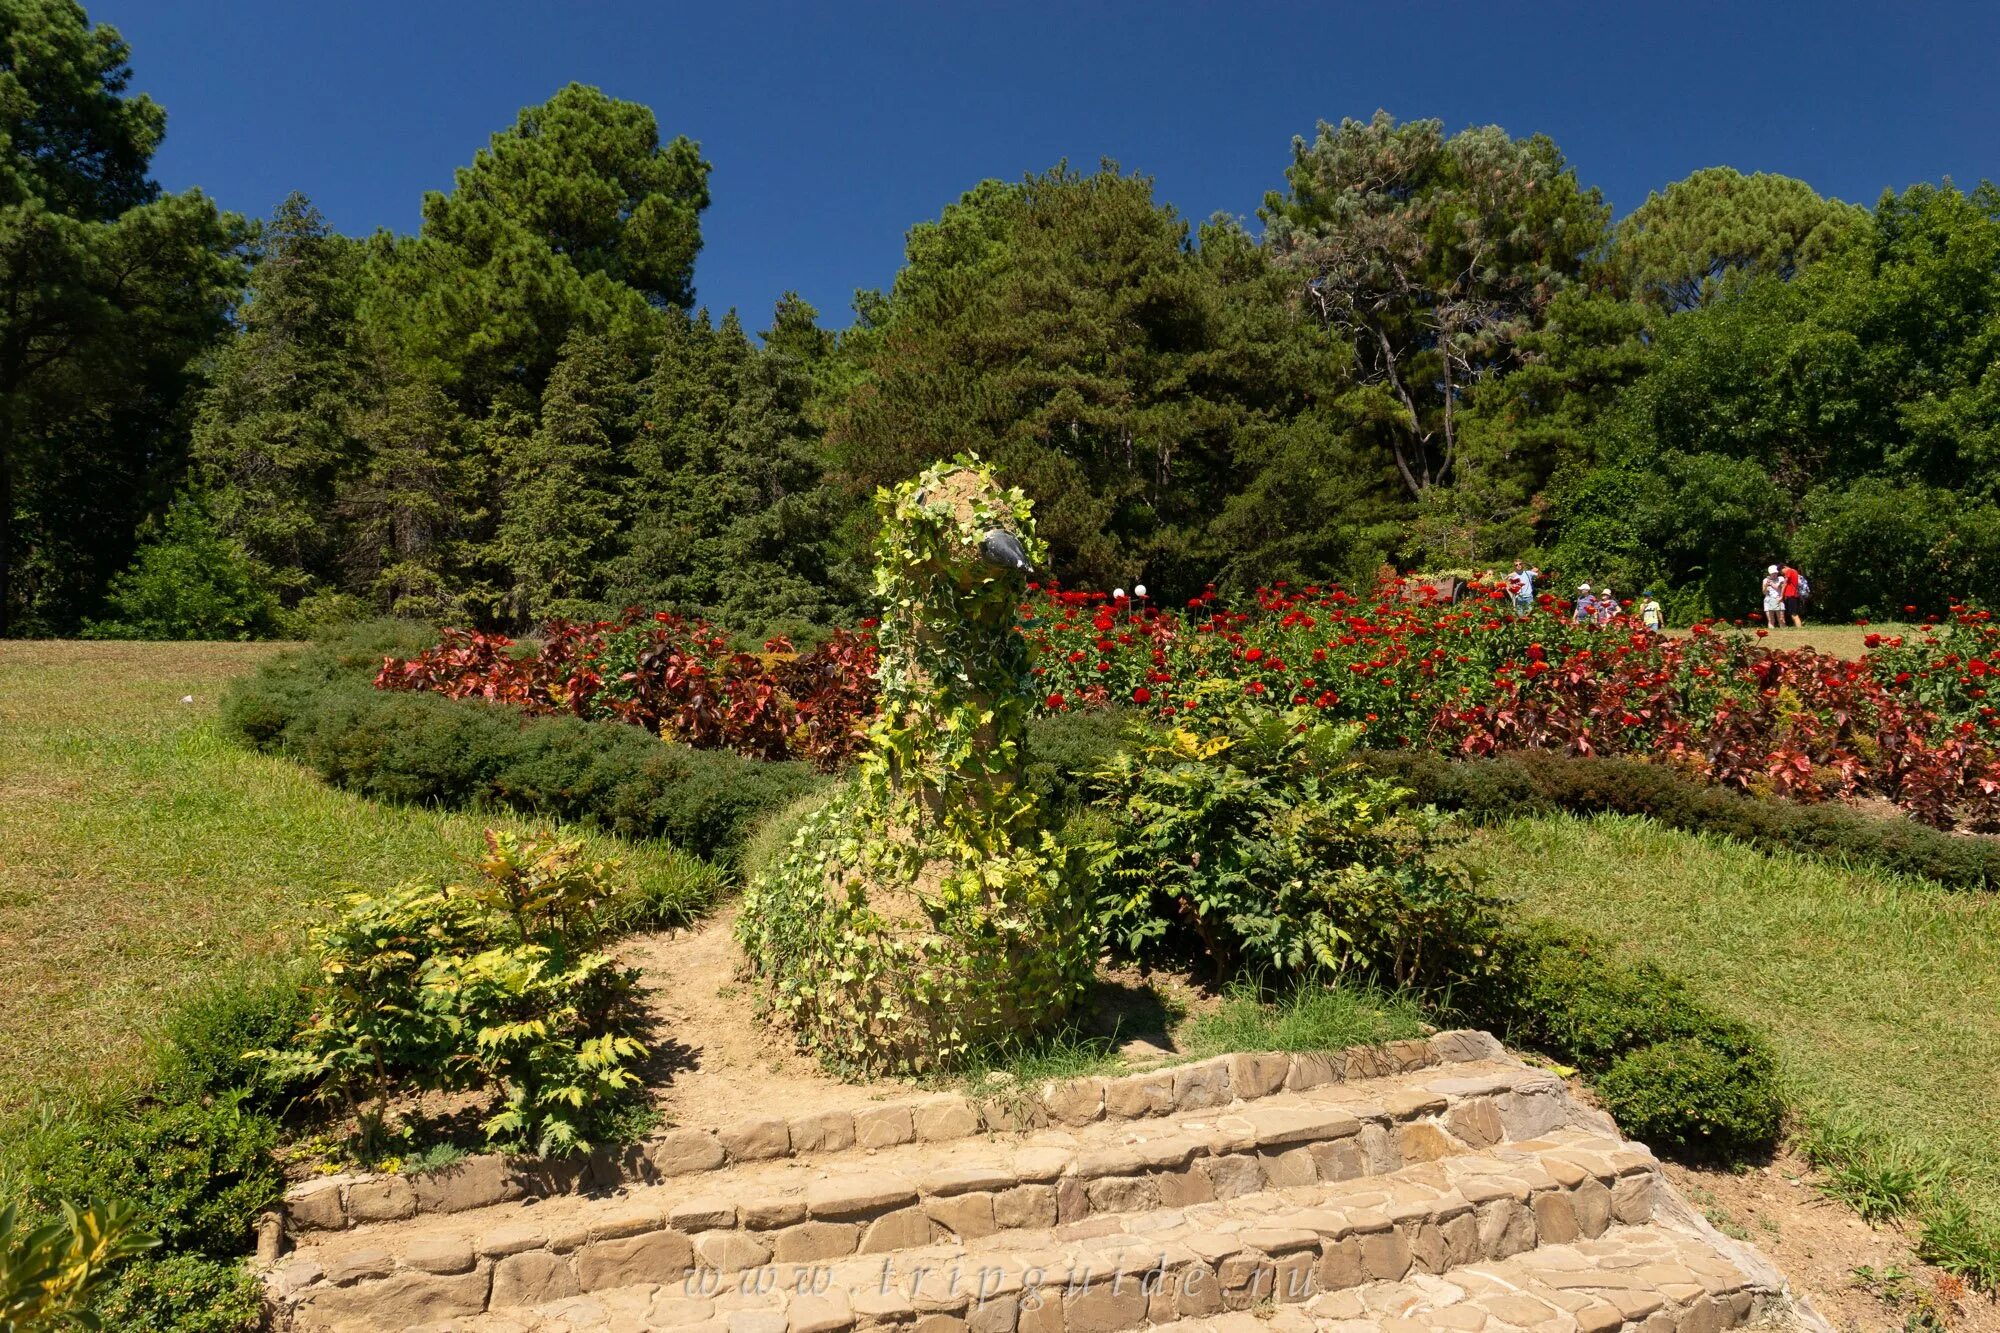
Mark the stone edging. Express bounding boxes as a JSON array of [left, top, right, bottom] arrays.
[[277, 1031, 1506, 1238]]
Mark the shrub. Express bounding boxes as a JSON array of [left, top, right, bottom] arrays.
[[6, 1099, 281, 1261], [1088, 699, 1501, 987], [153, 962, 315, 1115], [94, 1252, 262, 1333], [224, 637, 827, 862], [1022, 707, 1135, 814], [1444, 920, 1785, 1166], [1365, 749, 2000, 891], [82, 493, 281, 641], [259, 832, 650, 1157], [1596, 1038, 1782, 1162], [0, 1197, 158, 1330]]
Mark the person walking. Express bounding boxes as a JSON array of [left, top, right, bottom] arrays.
[[1595, 585, 1618, 626], [1573, 583, 1597, 625], [1781, 563, 1805, 628], [1761, 565, 1786, 629], [1640, 589, 1664, 631], [1507, 559, 1540, 619]]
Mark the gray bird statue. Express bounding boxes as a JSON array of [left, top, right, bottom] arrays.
[[979, 527, 1035, 573]]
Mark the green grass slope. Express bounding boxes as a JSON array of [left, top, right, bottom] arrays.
[[0, 640, 716, 1110]]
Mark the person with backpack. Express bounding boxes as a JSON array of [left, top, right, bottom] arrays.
[[1640, 590, 1664, 631], [1782, 564, 1806, 627]]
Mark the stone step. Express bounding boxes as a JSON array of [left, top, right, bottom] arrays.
[[272, 1056, 1594, 1329], [432, 1222, 1772, 1333], [1155, 1223, 1777, 1333], [286, 1128, 1664, 1332], [279, 1034, 1505, 1238]]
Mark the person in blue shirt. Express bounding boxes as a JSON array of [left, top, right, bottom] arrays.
[[1572, 583, 1598, 625], [1507, 559, 1539, 619]]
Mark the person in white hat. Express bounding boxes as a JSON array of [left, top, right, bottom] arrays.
[[1761, 565, 1785, 629], [1572, 583, 1597, 625]]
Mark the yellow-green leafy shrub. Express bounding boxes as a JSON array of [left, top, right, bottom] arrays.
[[258, 832, 647, 1157]]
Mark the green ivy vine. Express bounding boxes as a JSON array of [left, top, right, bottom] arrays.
[[737, 457, 1093, 1073]]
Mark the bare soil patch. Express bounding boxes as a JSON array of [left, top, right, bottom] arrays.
[[1666, 1150, 1999, 1333], [620, 905, 926, 1125]]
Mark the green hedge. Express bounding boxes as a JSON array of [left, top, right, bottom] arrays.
[[222, 624, 828, 863], [1468, 920, 1783, 1163], [1362, 749, 2000, 891]]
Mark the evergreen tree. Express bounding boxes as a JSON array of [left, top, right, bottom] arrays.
[[1610, 168, 1865, 312], [1261, 112, 1610, 502], [829, 163, 1313, 593], [608, 308, 849, 630], [341, 367, 489, 622], [190, 193, 367, 604], [496, 333, 635, 621], [367, 83, 710, 410], [1, 0, 247, 633]]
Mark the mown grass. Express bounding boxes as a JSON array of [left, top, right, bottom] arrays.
[[1456, 812, 2000, 1278], [0, 640, 721, 1111], [1688, 620, 1915, 660]]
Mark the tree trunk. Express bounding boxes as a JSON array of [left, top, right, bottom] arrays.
[[0, 447, 12, 637]]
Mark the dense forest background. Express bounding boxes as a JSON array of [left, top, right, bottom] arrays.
[[5, 0, 1998, 639]]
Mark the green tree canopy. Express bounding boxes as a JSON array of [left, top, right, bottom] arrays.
[[830, 162, 1318, 592], [191, 193, 368, 603], [1261, 111, 1610, 502], [1, 0, 246, 633], [1609, 167, 1865, 312], [369, 82, 711, 407]]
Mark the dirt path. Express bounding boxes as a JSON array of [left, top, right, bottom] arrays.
[[618, 905, 924, 1127]]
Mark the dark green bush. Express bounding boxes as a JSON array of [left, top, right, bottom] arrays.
[[223, 631, 828, 862], [95, 1253, 263, 1333], [8, 1098, 281, 1259], [1436, 920, 1784, 1165], [1363, 749, 2000, 891], [1023, 707, 1136, 814], [153, 962, 315, 1115], [1087, 703, 1502, 988], [1485, 922, 1766, 1068], [1596, 1037, 1783, 1162]]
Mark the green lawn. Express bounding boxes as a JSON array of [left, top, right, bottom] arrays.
[[1674, 620, 1915, 659], [1458, 812, 2000, 1221], [0, 640, 715, 1111]]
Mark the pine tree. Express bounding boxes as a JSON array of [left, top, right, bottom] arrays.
[[496, 333, 634, 622], [190, 193, 367, 604], [608, 309, 851, 630], [342, 366, 490, 622]]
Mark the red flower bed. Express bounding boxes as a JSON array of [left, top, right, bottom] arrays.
[[376, 611, 878, 770], [377, 585, 2000, 829], [1020, 578, 2000, 830]]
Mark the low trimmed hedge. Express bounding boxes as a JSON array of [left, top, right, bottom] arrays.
[[1363, 749, 2000, 891], [222, 623, 828, 863], [1470, 921, 1783, 1163]]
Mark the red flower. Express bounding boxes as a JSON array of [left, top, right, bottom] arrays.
[[1245, 647, 1265, 663], [1045, 692, 1066, 710], [1132, 686, 1152, 705]]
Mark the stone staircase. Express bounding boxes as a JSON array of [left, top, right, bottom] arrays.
[[262, 1033, 1823, 1333]]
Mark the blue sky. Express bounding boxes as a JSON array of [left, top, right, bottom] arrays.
[[109, 0, 1997, 330]]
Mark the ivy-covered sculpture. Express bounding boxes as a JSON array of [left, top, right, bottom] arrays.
[[737, 457, 1093, 1073]]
